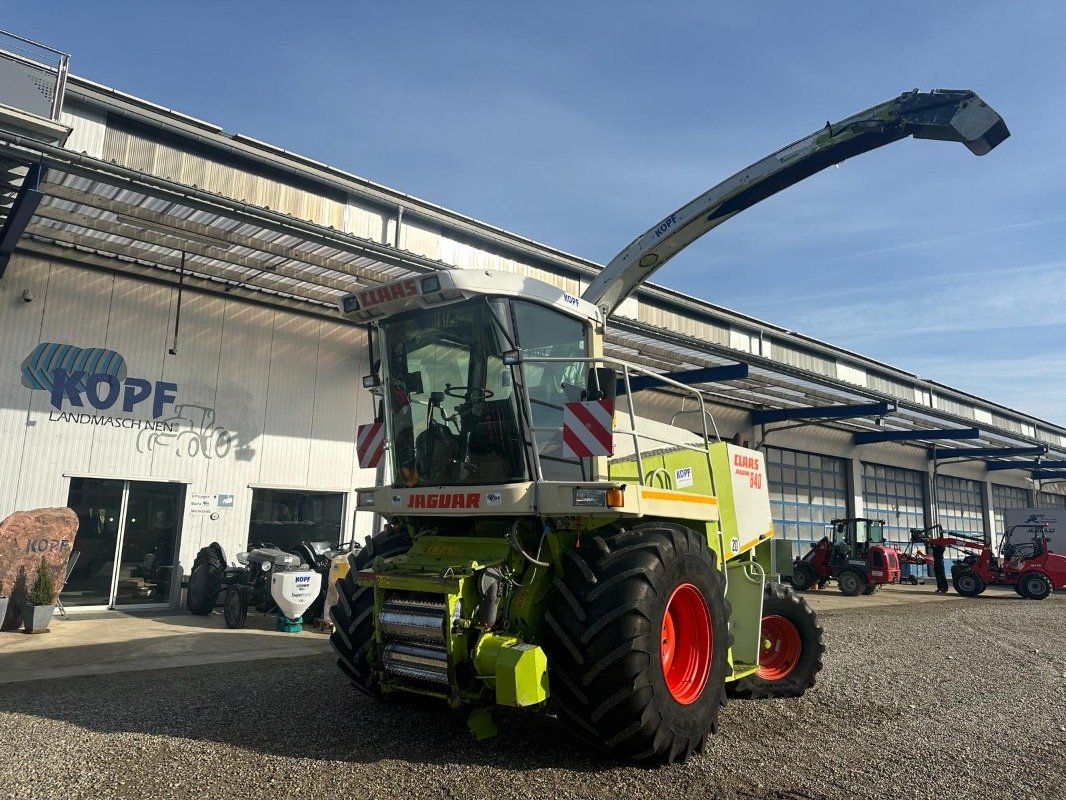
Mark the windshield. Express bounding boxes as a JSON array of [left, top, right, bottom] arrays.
[[382, 301, 526, 487], [511, 300, 589, 480], [380, 297, 591, 487]]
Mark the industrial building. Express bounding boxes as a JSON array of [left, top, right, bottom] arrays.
[[1, 31, 1063, 610]]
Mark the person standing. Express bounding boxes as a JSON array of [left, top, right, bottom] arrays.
[[931, 542, 948, 593]]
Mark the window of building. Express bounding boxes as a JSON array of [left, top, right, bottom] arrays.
[[248, 489, 345, 552], [935, 475, 986, 560], [990, 484, 1031, 537], [861, 463, 926, 547], [765, 446, 848, 559], [1036, 491, 1066, 509]]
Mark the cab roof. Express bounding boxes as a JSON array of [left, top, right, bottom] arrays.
[[338, 270, 603, 325]]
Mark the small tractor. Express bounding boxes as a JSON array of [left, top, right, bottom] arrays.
[[788, 518, 902, 596], [330, 90, 1008, 763], [912, 523, 1066, 599], [187, 540, 344, 628]]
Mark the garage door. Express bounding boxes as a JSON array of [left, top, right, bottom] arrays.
[[861, 462, 927, 548], [765, 446, 848, 559]]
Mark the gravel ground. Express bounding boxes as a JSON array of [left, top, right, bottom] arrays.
[[1, 590, 1064, 800]]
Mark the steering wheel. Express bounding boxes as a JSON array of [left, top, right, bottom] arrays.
[[444, 385, 494, 400]]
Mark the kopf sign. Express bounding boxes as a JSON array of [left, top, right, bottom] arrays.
[[49, 368, 178, 419]]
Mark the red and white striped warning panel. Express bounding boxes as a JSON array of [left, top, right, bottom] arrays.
[[356, 421, 385, 468], [562, 399, 615, 458]]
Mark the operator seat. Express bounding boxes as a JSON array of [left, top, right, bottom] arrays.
[[416, 422, 459, 483], [463, 399, 524, 482]]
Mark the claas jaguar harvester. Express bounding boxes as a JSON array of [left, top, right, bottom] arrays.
[[331, 90, 1009, 764]]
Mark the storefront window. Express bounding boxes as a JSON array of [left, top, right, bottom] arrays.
[[248, 489, 344, 551]]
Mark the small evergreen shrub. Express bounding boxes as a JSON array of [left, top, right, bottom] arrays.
[[28, 557, 55, 606]]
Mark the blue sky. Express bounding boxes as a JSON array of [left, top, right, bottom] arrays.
[[7, 3, 1066, 422]]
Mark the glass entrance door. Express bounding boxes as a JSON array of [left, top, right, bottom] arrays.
[[65, 478, 124, 607], [63, 477, 184, 608]]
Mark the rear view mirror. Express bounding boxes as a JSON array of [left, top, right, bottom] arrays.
[[584, 367, 617, 403]]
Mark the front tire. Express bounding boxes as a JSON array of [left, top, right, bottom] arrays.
[[1016, 571, 1052, 600], [952, 569, 985, 597], [837, 569, 865, 597], [789, 562, 817, 592], [543, 523, 730, 765], [223, 584, 248, 629], [330, 526, 412, 697], [728, 582, 824, 699]]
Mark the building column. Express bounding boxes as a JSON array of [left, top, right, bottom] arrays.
[[849, 457, 864, 519], [982, 479, 996, 543]]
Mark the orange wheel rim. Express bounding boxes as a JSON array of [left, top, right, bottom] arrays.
[[660, 583, 712, 704], [757, 614, 801, 680]]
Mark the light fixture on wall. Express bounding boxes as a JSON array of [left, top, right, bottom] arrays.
[[168, 250, 185, 356]]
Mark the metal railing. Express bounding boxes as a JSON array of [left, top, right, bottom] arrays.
[[518, 354, 720, 486], [0, 29, 70, 121]]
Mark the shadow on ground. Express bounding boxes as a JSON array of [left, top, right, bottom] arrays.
[[0, 650, 611, 772]]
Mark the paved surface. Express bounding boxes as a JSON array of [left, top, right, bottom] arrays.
[[0, 608, 330, 684], [1, 586, 1064, 800]]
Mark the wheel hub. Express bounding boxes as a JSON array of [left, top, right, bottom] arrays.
[[757, 614, 801, 680], [659, 583, 712, 705]]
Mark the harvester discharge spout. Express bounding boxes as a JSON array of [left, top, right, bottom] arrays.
[[581, 89, 1009, 317]]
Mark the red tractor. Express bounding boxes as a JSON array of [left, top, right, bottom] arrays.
[[913, 523, 1066, 600], [789, 518, 902, 597]]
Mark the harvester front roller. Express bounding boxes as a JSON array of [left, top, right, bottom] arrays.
[[330, 526, 412, 696], [727, 582, 823, 699], [543, 522, 730, 765]]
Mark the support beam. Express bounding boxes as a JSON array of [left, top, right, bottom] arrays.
[[623, 363, 749, 394], [22, 224, 339, 306], [752, 400, 890, 425], [933, 445, 1048, 460], [986, 460, 1066, 471], [853, 427, 979, 445], [31, 204, 364, 296], [20, 239, 344, 320], [0, 162, 43, 277], [1031, 470, 1066, 480], [39, 181, 392, 285]]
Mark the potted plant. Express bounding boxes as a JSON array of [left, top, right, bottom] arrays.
[[23, 557, 56, 634]]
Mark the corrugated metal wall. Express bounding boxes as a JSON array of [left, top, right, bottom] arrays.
[[0, 253, 374, 590]]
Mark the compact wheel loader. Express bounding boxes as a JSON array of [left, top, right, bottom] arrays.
[[331, 90, 1009, 764]]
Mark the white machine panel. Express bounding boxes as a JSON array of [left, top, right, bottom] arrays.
[[270, 570, 322, 619]]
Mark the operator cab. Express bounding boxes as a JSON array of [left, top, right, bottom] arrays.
[[342, 272, 604, 489], [382, 297, 590, 487], [1001, 523, 1050, 563], [828, 517, 886, 563]]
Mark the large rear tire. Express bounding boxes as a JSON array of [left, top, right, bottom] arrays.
[[330, 526, 412, 697], [837, 569, 865, 597], [187, 543, 226, 615], [952, 569, 985, 597], [788, 562, 817, 592], [1016, 571, 1052, 600], [727, 582, 824, 699], [543, 523, 730, 765]]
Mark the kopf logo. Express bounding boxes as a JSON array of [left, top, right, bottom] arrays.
[[21, 343, 178, 419]]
